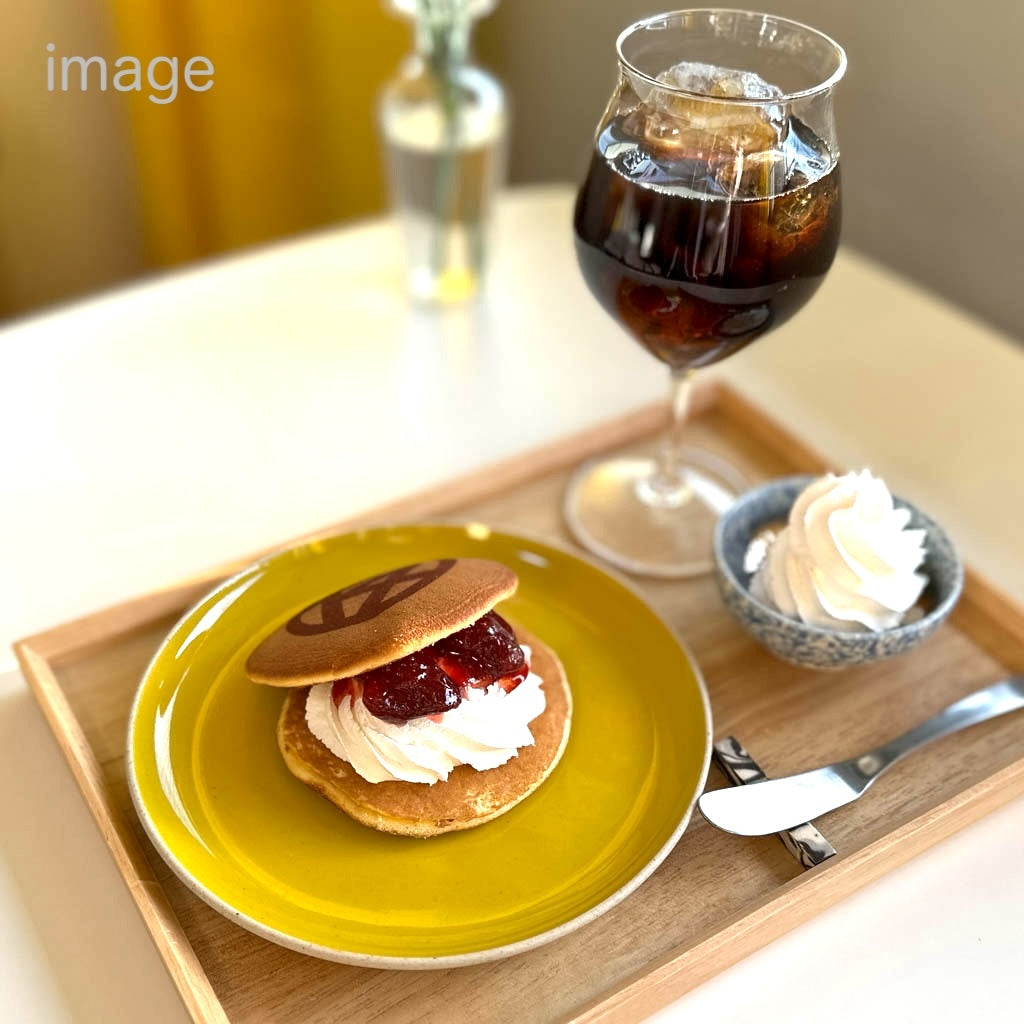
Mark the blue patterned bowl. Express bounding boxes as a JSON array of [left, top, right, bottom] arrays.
[[713, 475, 964, 669]]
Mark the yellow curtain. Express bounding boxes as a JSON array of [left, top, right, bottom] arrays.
[[107, 1, 409, 267]]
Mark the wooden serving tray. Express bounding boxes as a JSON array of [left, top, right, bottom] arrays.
[[15, 381, 1024, 1024]]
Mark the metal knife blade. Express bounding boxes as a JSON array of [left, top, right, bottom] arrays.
[[698, 765, 862, 836]]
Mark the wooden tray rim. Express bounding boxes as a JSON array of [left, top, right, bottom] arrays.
[[13, 379, 1024, 1024]]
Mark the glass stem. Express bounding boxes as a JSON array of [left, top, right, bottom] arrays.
[[641, 367, 695, 508]]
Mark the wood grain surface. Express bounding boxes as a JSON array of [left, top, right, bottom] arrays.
[[15, 381, 1024, 1024]]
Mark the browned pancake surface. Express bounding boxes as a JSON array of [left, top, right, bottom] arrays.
[[276, 626, 571, 837], [247, 558, 517, 686]]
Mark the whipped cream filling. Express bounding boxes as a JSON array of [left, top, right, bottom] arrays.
[[751, 471, 928, 632], [305, 646, 545, 784]]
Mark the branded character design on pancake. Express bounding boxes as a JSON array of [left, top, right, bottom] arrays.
[[286, 560, 458, 635], [246, 558, 572, 837]]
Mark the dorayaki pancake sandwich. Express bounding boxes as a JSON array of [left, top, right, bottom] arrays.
[[245, 558, 572, 838]]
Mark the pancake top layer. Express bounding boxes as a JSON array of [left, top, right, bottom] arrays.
[[246, 557, 518, 686]]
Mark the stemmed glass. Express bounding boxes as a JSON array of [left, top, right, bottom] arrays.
[[566, 9, 846, 577]]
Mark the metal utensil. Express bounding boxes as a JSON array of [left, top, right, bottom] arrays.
[[698, 676, 1024, 836]]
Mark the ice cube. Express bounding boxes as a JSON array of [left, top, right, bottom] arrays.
[[639, 60, 789, 195], [651, 61, 786, 141], [770, 170, 839, 254], [656, 60, 783, 101]]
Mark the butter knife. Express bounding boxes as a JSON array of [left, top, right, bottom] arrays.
[[699, 676, 1024, 837]]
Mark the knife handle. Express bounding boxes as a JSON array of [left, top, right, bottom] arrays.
[[851, 677, 1024, 783]]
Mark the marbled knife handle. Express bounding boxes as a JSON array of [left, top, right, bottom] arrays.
[[712, 737, 836, 869]]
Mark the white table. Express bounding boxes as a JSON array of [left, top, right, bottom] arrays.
[[2, 186, 1022, 1023]]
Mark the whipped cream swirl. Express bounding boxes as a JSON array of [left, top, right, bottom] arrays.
[[751, 471, 928, 632], [305, 646, 545, 784]]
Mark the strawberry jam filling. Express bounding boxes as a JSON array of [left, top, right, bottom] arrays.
[[330, 611, 528, 723]]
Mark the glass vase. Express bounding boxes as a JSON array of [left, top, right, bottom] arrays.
[[380, 0, 507, 304]]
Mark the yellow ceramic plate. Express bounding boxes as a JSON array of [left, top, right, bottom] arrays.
[[127, 524, 711, 967]]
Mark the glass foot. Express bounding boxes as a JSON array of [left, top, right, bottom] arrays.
[[563, 448, 748, 578]]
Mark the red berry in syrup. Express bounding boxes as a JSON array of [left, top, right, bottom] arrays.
[[331, 678, 360, 706], [433, 611, 526, 690], [493, 667, 529, 693], [345, 610, 528, 722], [359, 653, 461, 722]]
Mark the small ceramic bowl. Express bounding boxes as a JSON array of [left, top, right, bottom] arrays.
[[713, 475, 964, 669]]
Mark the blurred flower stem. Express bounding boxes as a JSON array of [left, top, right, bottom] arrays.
[[415, 1, 470, 277]]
